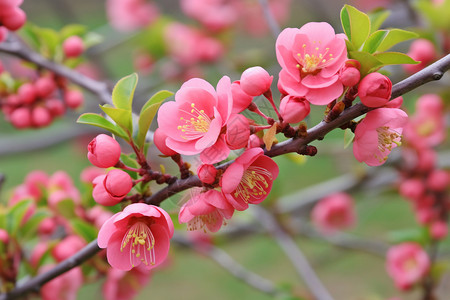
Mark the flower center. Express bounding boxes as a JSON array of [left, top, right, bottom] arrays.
[[403, 258, 418, 271], [187, 211, 224, 232], [296, 43, 334, 75], [121, 221, 156, 268], [375, 126, 402, 163], [234, 166, 272, 203], [177, 103, 212, 140]]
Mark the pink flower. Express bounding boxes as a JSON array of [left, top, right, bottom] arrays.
[[52, 235, 86, 262], [353, 108, 408, 166], [239, 66, 273, 97], [103, 265, 151, 300], [225, 114, 250, 150], [386, 243, 430, 290], [98, 203, 174, 270], [197, 164, 217, 184], [106, 0, 159, 32], [87, 134, 121, 168], [180, 0, 237, 32], [40, 266, 83, 300], [92, 170, 133, 206], [80, 166, 105, 184], [430, 220, 448, 240], [311, 192, 356, 234], [231, 80, 253, 114], [62, 36, 84, 58], [276, 22, 347, 105], [179, 189, 234, 232], [221, 148, 279, 211], [358, 73, 392, 108], [157, 76, 233, 164], [279, 95, 310, 123], [404, 39, 436, 74], [153, 128, 178, 156]]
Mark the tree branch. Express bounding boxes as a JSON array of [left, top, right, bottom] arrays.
[[252, 206, 335, 300]]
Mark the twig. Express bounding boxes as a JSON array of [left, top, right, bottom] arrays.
[[0, 173, 5, 194], [252, 206, 335, 300], [172, 234, 283, 297], [257, 0, 281, 37]]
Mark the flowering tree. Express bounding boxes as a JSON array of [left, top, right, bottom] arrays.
[[0, 0, 449, 299]]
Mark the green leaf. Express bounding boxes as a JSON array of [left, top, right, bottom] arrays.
[[341, 5, 371, 50], [100, 106, 133, 135], [362, 30, 388, 53], [77, 113, 129, 141], [376, 29, 418, 53], [82, 32, 103, 49], [35, 27, 60, 58], [368, 9, 390, 33], [344, 128, 355, 149], [136, 90, 173, 149], [60, 24, 87, 41], [56, 199, 76, 219], [120, 153, 139, 180], [374, 52, 420, 65], [349, 51, 383, 76], [112, 73, 138, 111], [20, 209, 50, 239], [388, 227, 430, 245], [7, 199, 33, 235], [70, 220, 98, 242]]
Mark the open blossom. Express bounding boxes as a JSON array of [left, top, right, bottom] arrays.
[[180, 0, 238, 32], [98, 203, 174, 271], [103, 265, 151, 300], [157, 76, 233, 164], [311, 192, 356, 234], [276, 22, 347, 105], [353, 108, 408, 166], [386, 243, 430, 290], [179, 189, 234, 232], [221, 148, 279, 211], [106, 0, 159, 32]]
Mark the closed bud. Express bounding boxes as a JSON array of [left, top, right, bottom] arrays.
[[10, 107, 31, 129], [240, 66, 273, 96], [340, 66, 360, 87], [358, 73, 392, 108], [231, 80, 253, 113], [35, 76, 56, 98], [63, 36, 84, 58], [31, 106, 52, 128], [64, 89, 84, 109], [17, 82, 37, 104], [279, 95, 310, 123], [1, 7, 26, 31], [87, 134, 121, 168], [104, 169, 133, 198], [197, 164, 217, 184]]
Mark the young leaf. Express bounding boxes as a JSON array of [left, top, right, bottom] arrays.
[[6, 199, 33, 235], [344, 128, 355, 149], [111, 73, 138, 111], [20, 209, 49, 240], [349, 51, 383, 76], [341, 5, 371, 50], [136, 90, 173, 149], [362, 30, 388, 54], [100, 106, 133, 134], [376, 29, 418, 53], [369, 9, 390, 33], [120, 153, 139, 180], [70, 219, 99, 242], [77, 113, 129, 140], [60, 24, 87, 41], [374, 52, 420, 65], [55, 199, 76, 219]]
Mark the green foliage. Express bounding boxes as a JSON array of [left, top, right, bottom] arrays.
[[55, 198, 77, 219], [341, 5, 371, 50], [374, 52, 420, 65], [6, 199, 33, 236], [416, 0, 450, 29], [19, 209, 50, 240], [388, 227, 431, 245], [111, 73, 137, 111], [100, 105, 133, 135], [77, 113, 129, 141], [343, 128, 355, 149], [70, 219, 99, 242]]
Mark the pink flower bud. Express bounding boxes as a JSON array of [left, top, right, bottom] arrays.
[[279, 95, 310, 123], [226, 114, 250, 150], [0, 60, 3, 74], [45, 98, 65, 116], [231, 80, 253, 113], [404, 39, 436, 74], [197, 164, 217, 184], [427, 170, 449, 192], [0, 229, 9, 244], [38, 217, 57, 236], [358, 73, 392, 108], [35, 76, 56, 98], [87, 134, 121, 168], [430, 221, 448, 240], [104, 169, 133, 198], [31, 106, 52, 128], [52, 235, 86, 262], [0, 27, 7, 43], [248, 134, 263, 148], [10, 107, 31, 129], [64, 89, 84, 109], [399, 178, 425, 201], [1, 7, 26, 31], [80, 166, 105, 184], [340, 66, 360, 87], [6, 94, 21, 106], [63, 36, 84, 58], [17, 82, 37, 104], [92, 175, 121, 206], [154, 128, 178, 156], [240, 66, 273, 96]]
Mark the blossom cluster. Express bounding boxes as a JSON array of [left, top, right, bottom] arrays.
[[0, 0, 26, 43]]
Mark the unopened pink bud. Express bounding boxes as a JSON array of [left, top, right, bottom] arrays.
[[80, 166, 105, 184], [52, 235, 85, 262], [0, 229, 9, 244], [231, 80, 253, 113], [92, 175, 121, 206], [87, 134, 121, 168], [31, 106, 52, 128], [358, 73, 392, 108], [248, 134, 263, 148], [1, 7, 26, 31], [399, 178, 425, 201], [10, 107, 31, 129], [38, 217, 57, 236], [17, 82, 37, 104], [404, 39, 436, 74], [226, 114, 250, 150], [104, 169, 133, 198], [427, 170, 449, 192], [45, 98, 65, 116], [430, 221, 448, 240], [35, 76, 56, 98], [240, 66, 273, 96], [340, 66, 360, 87], [279, 95, 310, 123], [154, 128, 178, 156], [63, 36, 84, 58], [197, 164, 217, 184], [64, 89, 84, 109]]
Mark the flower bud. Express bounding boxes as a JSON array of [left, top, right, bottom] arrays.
[[430, 221, 448, 240], [427, 170, 449, 192], [358, 73, 392, 108], [35, 76, 56, 98], [31, 106, 52, 128], [340, 66, 360, 87], [63, 36, 84, 58], [225, 114, 250, 150], [17, 82, 37, 104], [154, 128, 178, 156], [197, 164, 217, 184], [87, 134, 121, 168], [104, 169, 133, 198], [52, 235, 86, 262], [248, 134, 263, 148], [240, 66, 273, 96], [0, 229, 9, 244], [399, 178, 425, 201], [279, 95, 310, 123], [45, 98, 65, 116], [92, 173, 129, 207], [64, 89, 84, 109], [231, 80, 253, 113], [404, 39, 436, 74], [1, 7, 26, 31], [10, 107, 31, 129]]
